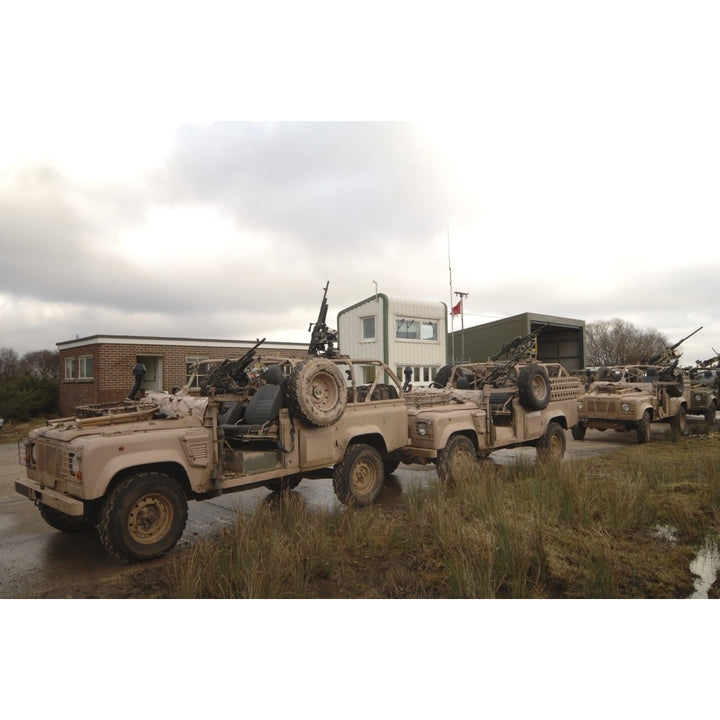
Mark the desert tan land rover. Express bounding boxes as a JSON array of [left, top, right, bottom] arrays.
[[390, 361, 583, 482], [17, 350, 409, 562], [574, 364, 689, 443], [686, 360, 719, 425]]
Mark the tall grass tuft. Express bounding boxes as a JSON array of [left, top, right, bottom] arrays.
[[167, 435, 720, 598]]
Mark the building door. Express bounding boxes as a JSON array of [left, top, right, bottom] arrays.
[[138, 356, 164, 392]]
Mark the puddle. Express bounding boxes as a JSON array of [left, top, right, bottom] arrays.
[[652, 526, 719, 598], [689, 538, 720, 599]]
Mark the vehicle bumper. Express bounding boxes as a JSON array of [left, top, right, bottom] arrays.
[[15, 478, 86, 516]]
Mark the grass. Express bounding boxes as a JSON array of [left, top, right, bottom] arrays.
[[167, 432, 720, 599]]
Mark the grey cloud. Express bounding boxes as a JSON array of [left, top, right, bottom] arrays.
[[158, 122, 467, 247]]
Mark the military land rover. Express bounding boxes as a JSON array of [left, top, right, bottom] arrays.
[[573, 329, 702, 444], [686, 357, 719, 425], [392, 360, 583, 482]]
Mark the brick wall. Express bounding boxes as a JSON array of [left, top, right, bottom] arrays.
[[58, 339, 309, 416]]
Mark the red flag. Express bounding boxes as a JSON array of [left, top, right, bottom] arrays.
[[451, 300, 462, 316]]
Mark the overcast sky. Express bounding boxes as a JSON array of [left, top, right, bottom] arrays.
[[1, 2, 719, 367]]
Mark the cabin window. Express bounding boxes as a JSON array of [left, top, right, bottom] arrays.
[[362, 316, 376, 341]]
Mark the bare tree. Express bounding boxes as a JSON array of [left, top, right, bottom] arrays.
[[19, 350, 60, 379], [585, 319, 669, 366], [0, 347, 20, 377]]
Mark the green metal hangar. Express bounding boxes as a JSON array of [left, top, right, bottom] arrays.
[[449, 312, 586, 370]]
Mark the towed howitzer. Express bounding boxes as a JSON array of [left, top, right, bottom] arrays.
[[199, 338, 265, 395], [645, 326, 703, 367], [308, 281, 339, 357]]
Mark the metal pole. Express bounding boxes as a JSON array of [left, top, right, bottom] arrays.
[[454, 291, 469, 362], [447, 227, 455, 363]]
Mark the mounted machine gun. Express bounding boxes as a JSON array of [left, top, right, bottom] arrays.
[[644, 326, 702, 378], [308, 281, 339, 357], [199, 338, 266, 395]]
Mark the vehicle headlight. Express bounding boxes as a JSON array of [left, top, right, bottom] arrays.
[[694, 393, 703, 402], [577, 400, 584, 411], [621, 403, 631, 413], [416, 421, 431, 437]]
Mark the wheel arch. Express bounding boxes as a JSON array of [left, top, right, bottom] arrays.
[[107, 462, 192, 498], [444, 429, 479, 452], [345, 432, 390, 456], [548, 413, 569, 430]]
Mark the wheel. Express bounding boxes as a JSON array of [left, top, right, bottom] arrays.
[[637, 410, 652, 444], [670, 405, 687, 434], [517, 365, 551, 411], [286, 357, 347, 427], [436, 434, 477, 484], [432, 365, 453, 388], [38, 504, 96, 532], [705, 405, 717, 425], [98, 472, 188, 563], [666, 373, 684, 398], [537, 421, 566, 461], [264, 475, 302, 493], [332, 444, 384, 507], [571, 422, 586, 441]]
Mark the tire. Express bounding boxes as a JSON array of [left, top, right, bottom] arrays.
[[537, 421, 566, 461], [286, 357, 347, 427], [38, 504, 96, 532], [571, 423, 586, 441], [98, 472, 188, 563], [705, 405, 717, 425], [637, 410, 652, 444], [517, 365, 551, 411], [436, 434, 477, 484], [432, 365, 453, 388], [264, 475, 302, 493], [670, 405, 687, 435], [666, 373, 684, 398], [332, 444, 385, 507]]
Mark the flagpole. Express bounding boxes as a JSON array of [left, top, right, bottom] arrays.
[[448, 226, 455, 363]]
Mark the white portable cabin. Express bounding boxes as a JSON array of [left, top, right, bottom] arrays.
[[337, 294, 448, 387]]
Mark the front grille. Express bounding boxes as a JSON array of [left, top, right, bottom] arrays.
[[587, 399, 618, 415], [36, 443, 74, 483]]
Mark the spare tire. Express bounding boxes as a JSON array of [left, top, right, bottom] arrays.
[[286, 357, 347, 426], [517, 365, 551, 411], [432, 365, 453, 388], [666, 373, 684, 398]]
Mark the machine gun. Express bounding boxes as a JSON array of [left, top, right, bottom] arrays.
[[695, 349, 720, 368], [199, 338, 265, 395], [490, 323, 548, 362], [645, 326, 702, 367], [308, 281, 339, 357], [481, 324, 549, 388]]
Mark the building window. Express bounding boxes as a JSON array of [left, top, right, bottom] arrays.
[[395, 318, 438, 341], [78, 356, 94, 380], [362, 316, 376, 341], [186, 356, 210, 389], [64, 357, 76, 381], [396, 366, 439, 385]]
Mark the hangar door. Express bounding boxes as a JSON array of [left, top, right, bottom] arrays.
[[535, 325, 583, 371]]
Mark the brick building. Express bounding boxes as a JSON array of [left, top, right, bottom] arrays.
[[57, 335, 308, 416]]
